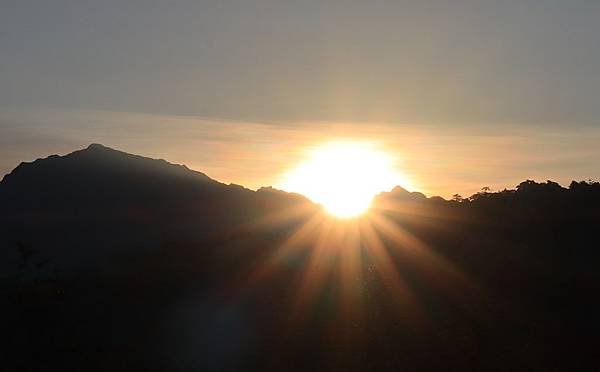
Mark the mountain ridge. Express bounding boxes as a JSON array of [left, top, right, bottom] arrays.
[[0, 144, 315, 272], [1, 143, 312, 202], [1, 143, 215, 186]]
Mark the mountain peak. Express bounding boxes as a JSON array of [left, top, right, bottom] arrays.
[[390, 185, 410, 195], [83, 143, 122, 154], [87, 143, 107, 150], [0, 144, 218, 191]]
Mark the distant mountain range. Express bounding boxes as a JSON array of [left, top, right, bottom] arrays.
[[2, 144, 599, 274]]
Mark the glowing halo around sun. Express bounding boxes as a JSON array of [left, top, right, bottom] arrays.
[[279, 141, 412, 218]]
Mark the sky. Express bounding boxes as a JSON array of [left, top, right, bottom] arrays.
[[1, 1, 600, 198]]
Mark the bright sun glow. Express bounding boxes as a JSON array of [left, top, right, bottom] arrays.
[[280, 141, 411, 218]]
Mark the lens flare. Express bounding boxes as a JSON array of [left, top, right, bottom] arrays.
[[280, 141, 411, 217]]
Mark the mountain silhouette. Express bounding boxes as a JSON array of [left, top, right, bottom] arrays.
[[2, 145, 600, 371], [0, 144, 314, 272]]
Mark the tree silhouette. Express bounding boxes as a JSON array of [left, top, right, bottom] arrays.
[[451, 193, 464, 202]]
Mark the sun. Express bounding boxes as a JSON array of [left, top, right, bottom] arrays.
[[280, 141, 411, 218]]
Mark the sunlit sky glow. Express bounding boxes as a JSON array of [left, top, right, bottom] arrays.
[[279, 141, 411, 217], [2, 108, 600, 199]]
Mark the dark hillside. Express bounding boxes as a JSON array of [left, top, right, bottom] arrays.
[[2, 146, 600, 371]]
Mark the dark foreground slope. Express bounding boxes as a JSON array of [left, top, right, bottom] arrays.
[[2, 146, 600, 371]]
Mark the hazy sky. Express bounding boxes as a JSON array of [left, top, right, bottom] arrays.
[[2, 1, 599, 197]]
